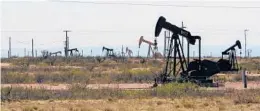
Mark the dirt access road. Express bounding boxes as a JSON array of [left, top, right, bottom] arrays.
[[1, 83, 153, 90], [2, 81, 260, 90]]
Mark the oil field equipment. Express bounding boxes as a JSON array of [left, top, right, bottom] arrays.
[[138, 36, 162, 58], [67, 48, 78, 56], [102, 46, 116, 57], [217, 40, 242, 71], [50, 51, 62, 57], [154, 16, 220, 86], [126, 47, 133, 57]]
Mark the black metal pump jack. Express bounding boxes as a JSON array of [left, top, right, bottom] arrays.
[[50, 51, 62, 56], [102, 46, 115, 57], [218, 40, 242, 71], [154, 16, 197, 84], [153, 16, 220, 87], [68, 48, 78, 56]]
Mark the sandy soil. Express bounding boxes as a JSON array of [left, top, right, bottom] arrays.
[[224, 81, 260, 89], [2, 81, 260, 90], [1, 83, 153, 90], [0, 63, 11, 68]]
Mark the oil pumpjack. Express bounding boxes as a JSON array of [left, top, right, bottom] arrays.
[[67, 48, 79, 56], [138, 36, 162, 59], [50, 51, 62, 57], [217, 40, 242, 71], [153, 16, 221, 86], [126, 47, 133, 57], [102, 46, 115, 57]]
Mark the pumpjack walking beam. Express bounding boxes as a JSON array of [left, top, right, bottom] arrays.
[[50, 51, 62, 56], [155, 17, 196, 45]]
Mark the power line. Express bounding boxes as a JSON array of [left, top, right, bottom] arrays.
[[32, 38, 34, 57], [1, 30, 63, 33], [1, 30, 151, 33], [15, 40, 62, 45], [15, 41, 30, 44], [53, 0, 260, 9], [2, 29, 259, 33]]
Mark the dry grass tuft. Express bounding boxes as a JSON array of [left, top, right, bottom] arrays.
[[181, 99, 195, 109], [104, 107, 114, 111], [231, 89, 260, 104], [2, 98, 260, 111], [156, 101, 164, 105]]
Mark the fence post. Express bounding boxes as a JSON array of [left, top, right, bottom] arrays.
[[242, 69, 247, 88]]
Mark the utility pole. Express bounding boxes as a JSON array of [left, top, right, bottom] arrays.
[[193, 51, 195, 58], [35, 50, 37, 57], [64, 30, 70, 57], [244, 29, 248, 58], [121, 45, 124, 57], [8, 37, 11, 58], [181, 21, 186, 48], [240, 50, 242, 59], [167, 31, 170, 54], [181, 21, 189, 63], [164, 31, 166, 58], [32, 38, 34, 57], [248, 49, 252, 58], [164, 31, 169, 58], [164, 31, 171, 58], [82, 50, 83, 57], [24, 48, 26, 57]]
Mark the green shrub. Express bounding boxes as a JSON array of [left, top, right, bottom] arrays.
[[2, 85, 260, 101], [111, 73, 155, 83], [38, 62, 49, 67], [35, 71, 90, 84], [154, 82, 199, 97], [1, 72, 33, 83]]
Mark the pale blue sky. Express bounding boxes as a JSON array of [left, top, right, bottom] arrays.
[[1, 0, 260, 57]]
